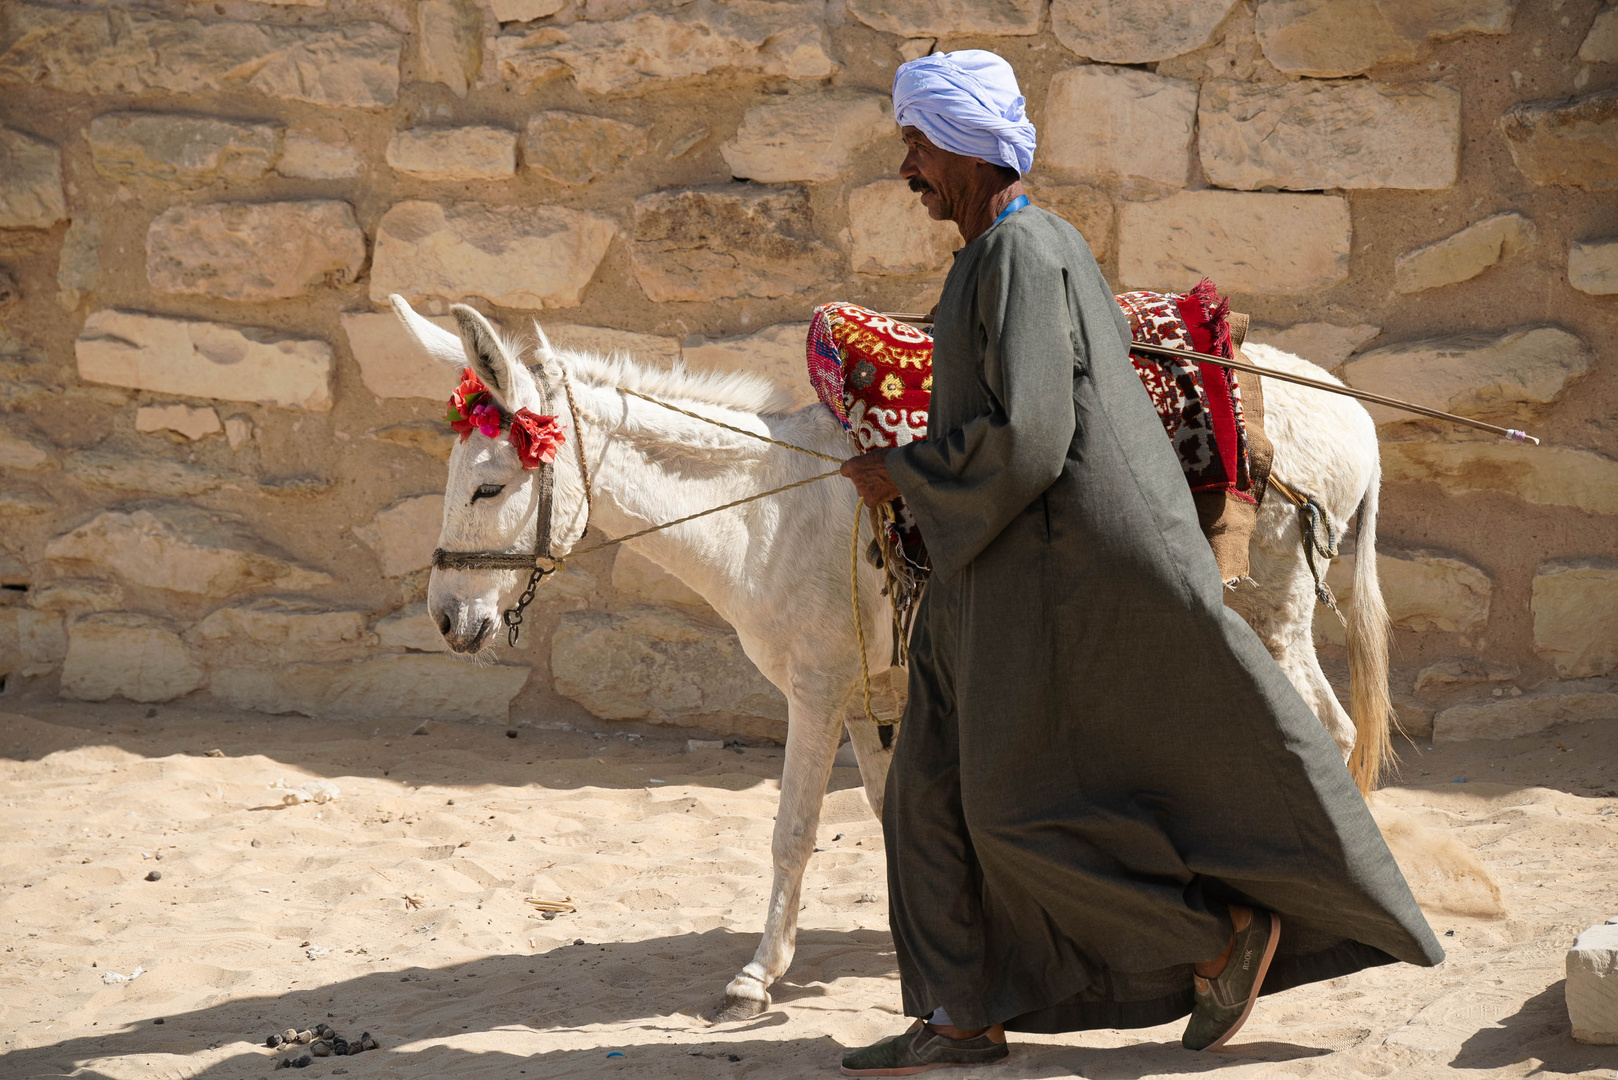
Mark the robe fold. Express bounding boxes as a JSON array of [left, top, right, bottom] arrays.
[[882, 205, 1443, 1034]]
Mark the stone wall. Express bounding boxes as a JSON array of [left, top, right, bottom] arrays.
[[0, 0, 1614, 743]]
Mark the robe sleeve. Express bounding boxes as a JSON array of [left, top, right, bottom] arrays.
[[886, 229, 1079, 581]]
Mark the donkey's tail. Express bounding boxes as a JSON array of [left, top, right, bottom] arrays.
[[1344, 455, 1393, 793]]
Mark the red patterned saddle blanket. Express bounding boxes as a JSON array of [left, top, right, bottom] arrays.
[[807, 279, 1257, 503]]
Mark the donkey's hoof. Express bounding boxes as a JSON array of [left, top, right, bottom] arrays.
[[709, 991, 769, 1024]]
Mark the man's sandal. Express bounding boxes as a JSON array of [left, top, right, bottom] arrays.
[[1182, 908, 1281, 1052], [841, 1019, 1010, 1076]]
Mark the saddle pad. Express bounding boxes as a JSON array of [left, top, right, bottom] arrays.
[[807, 280, 1256, 500]]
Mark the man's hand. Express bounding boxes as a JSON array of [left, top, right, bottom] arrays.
[[840, 447, 901, 507]]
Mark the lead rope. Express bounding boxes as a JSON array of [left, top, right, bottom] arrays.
[[850, 505, 884, 726], [1269, 476, 1346, 627]]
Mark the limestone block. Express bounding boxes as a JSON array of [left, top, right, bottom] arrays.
[[375, 602, 448, 652], [1394, 213, 1536, 293], [190, 598, 376, 665], [611, 548, 708, 608], [63, 449, 226, 497], [1414, 658, 1520, 697], [77, 310, 333, 411], [1343, 326, 1593, 427], [1380, 550, 1492, 633], [1434, 682, 1618, 742], [386, 126, 516, 181], [1199, 79, 1460, 191], [848, 180, 958, 276], [1052, 0, 1239, 63], [1025, 182, 1115, 261], [1118, 191, 1350, 295], [681, 322, 818, 408], [551, 604, 787, 734], [1250, 322, 1380, 369], [278, 133, 362, 180], [1255, 0, 1513, 77], [548, 325, 682, 365], [848, 0, 1042, 36], [0, 127, 67, 228], [355, 495, 443, 577], [1532, 560, 1618, 679], [57, 215, 102, 310], [496, 1, 831, 96], [86, 113, 280, 189], [0, 5, 403, 108], [417, 0, 483, 98], [1570, 238, 1618, 295], [631, 185, 825, 303], [1499, 88, 1618, 191], [1383, 441, 1618, 517], [372, 421, 452, 462], [211, 654, 528, 722], [0, 416, 49, 470], [523, 111, 648, 185], [342, 311, 457, 401], [136, 404, 222, 441], [721, 91, 891, 183], [25, 579, 126, 614], [1581, 7, 1618, 64], [0, 608, 66, 678], [224, 416, 254, 450], [1568, 922, 1618, 1045], [370, 201, 616, 309], [45, 504, 334, 597], [490, 0, 564, 20], [1042, 66, 1196, 189], [60, 613, 204, 703], [147, 200, 366, 301]]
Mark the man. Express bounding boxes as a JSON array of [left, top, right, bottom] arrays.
[[836, 50, 1442, 1076]]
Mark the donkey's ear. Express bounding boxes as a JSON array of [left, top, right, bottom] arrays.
[[388, 294, 465, 369], [450, 303, 521, 408]]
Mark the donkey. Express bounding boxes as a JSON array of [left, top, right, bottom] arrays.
[[391, 295, 1391, 1021]]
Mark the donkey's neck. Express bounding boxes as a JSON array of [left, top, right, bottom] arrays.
[[569, 378, 832, 616]]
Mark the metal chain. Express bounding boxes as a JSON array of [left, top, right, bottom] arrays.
[[1269, 476, 1346, 627], [502, 563, 554, 646]]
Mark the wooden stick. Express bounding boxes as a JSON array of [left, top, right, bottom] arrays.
[[873, 312, 1540, 445]]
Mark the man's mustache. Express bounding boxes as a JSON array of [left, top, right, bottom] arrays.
[[908, 178, 933, 194]]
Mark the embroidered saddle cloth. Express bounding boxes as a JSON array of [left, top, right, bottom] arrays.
[[807, 280, 1272, 579]]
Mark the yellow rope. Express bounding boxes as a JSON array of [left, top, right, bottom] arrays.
[[851, 504, 879, 725]]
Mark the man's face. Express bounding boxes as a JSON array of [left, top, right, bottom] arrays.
[[898, 126, 980, 224]]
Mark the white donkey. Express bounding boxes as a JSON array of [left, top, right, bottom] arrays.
[[391, 296, 1391, 1021]]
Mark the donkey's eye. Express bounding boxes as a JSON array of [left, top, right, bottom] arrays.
[[471, 483, 505, 504]]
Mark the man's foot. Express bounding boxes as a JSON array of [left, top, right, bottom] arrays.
[[1182, 907, 1280, 1052], [841, 1019, 1009, 1076]]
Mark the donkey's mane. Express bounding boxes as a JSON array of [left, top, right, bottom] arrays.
[[537, 341, 799, 418]]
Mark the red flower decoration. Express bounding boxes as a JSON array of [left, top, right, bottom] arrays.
[[468, 402, 503, 439], [508, 408, 567, 470], [445, 367, 494, 442]]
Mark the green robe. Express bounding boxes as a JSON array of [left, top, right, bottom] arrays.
[[882, 205, 1443, 1033]]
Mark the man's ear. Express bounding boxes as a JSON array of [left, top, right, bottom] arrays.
[[451, 303, 519, 409]]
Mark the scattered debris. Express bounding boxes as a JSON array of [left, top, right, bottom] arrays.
[[251, 839, 262, 848], [270, 779, 340, 805], [525, 897, 575, 921], [687, 739, 724, 752], [204, 748, 225, 757], [403, 894, 424, 910], [305, 945, 330, 960], [101, 966, 144, 985]]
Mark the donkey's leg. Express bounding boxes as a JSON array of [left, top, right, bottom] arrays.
[[714, 690, 846, 1021], [844, 715, 895, 819], [1228, 541, 1358, 758]]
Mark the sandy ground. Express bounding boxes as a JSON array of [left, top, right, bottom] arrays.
[[1, 702, 1615, 1080]]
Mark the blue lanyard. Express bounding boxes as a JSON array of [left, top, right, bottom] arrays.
[[992, 194, 1030, 227]]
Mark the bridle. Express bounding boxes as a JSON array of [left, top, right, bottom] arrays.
[[429, 358, 593, 647]]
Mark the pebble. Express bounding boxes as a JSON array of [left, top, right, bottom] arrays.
[[332, 1037, 350, 1055], [283, 1028, 298, 1043], [296, 1029, 314, 1044], [145, 870, 162, 882], [311, 1041, 331, 1057], [251, 839, 262, 848], [506, 729, 518, 738], [266, 1034, 283, 1048], [153, 1018, 164, 1025]]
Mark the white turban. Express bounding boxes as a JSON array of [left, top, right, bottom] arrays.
[[892, 50, 1037, 175]]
